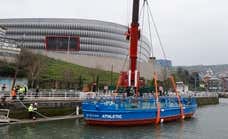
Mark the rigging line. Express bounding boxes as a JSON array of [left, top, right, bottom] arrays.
[[146, 0, 167, 60], [146, 1, 154, 58], [121, 54, 129, 71], [139, 0, 146, 22], [126, 0, 130, 26], [122, 0, 131, 71], [146, 1, 169, 81], [144, 1, 158, 79]]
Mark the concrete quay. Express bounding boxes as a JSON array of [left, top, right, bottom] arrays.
[[195, 97, 219, 106]]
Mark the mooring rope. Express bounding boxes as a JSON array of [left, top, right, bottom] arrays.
[[17, 98, 49, 118], [16, 97, 79, 119]]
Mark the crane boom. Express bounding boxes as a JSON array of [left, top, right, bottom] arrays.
[[129, 0, 140, 87]]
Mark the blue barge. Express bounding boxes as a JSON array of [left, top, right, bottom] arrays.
[[82, 96, 197, 126]]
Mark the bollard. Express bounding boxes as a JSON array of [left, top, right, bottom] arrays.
[[49, 92, 51, 100], [76, 106, 79, 115], [65, 92, 67, 100]]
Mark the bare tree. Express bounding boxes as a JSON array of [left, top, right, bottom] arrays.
[[12, 49, 46, 89], [11, 49, 30, 90], [26, 54, 44, 88], [63, 68, 74, 89]]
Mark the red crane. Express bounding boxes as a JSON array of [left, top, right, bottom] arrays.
[[117, 0, 141, 96], [129, 0, 140, 85]]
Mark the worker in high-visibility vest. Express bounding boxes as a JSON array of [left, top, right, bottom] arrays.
[[19, 87, 23, 93], [24, 85, 28, 96], [32, 103, 38, 120], [19, 87, 25, 100], [28, 104, 34, 119]]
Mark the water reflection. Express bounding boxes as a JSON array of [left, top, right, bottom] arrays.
[[0, 118, 199, 139], [78, 119, 189, 139], [0, 125, 9, 139], [178, 121, 184, 139], [154, 124, 161, 139]]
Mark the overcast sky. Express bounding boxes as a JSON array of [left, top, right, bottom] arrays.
[[0, 0, 227, 66]]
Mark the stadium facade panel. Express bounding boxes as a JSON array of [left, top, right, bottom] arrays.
[[0, 18, 151, 62]]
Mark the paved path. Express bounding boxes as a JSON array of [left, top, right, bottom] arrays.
[[0, 114, 83, 126]]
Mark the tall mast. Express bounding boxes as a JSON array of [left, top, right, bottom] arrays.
[[129, 0, 140, 86]]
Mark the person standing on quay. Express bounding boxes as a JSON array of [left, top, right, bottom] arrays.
[[1, 84, 6, 91], [32, 102, 38, 120], [35, 86, 39, 98], [11, 88, 17, 100], [18, 86, 25, 100], [28, 104, 34, 119]]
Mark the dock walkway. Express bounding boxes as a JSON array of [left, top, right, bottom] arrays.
[[0, 114, 83, 126]]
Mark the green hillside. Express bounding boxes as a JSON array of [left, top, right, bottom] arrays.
[[0, 52, 119, 89], [39, 56, 119, 88]]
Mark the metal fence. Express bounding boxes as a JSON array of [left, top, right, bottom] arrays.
[[0, 90, 219, 101], [0, 90, 82, 101]]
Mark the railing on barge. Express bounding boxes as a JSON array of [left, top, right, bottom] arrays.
[[82, 96, 197, 110]]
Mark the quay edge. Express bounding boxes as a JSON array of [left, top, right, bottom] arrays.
[[0, 96, 219, 119]]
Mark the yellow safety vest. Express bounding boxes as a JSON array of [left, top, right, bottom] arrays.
[[28, 106, 33, 112], [19, 88, 24, 94]]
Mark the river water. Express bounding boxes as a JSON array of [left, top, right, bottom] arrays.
[[1, 99, 228, 139]]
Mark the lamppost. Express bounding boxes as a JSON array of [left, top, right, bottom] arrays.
[[111, 64, 113, 86], [67, 36, 70, 55], [22, 34, 25, 48], [194, 75, 197, 92]]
